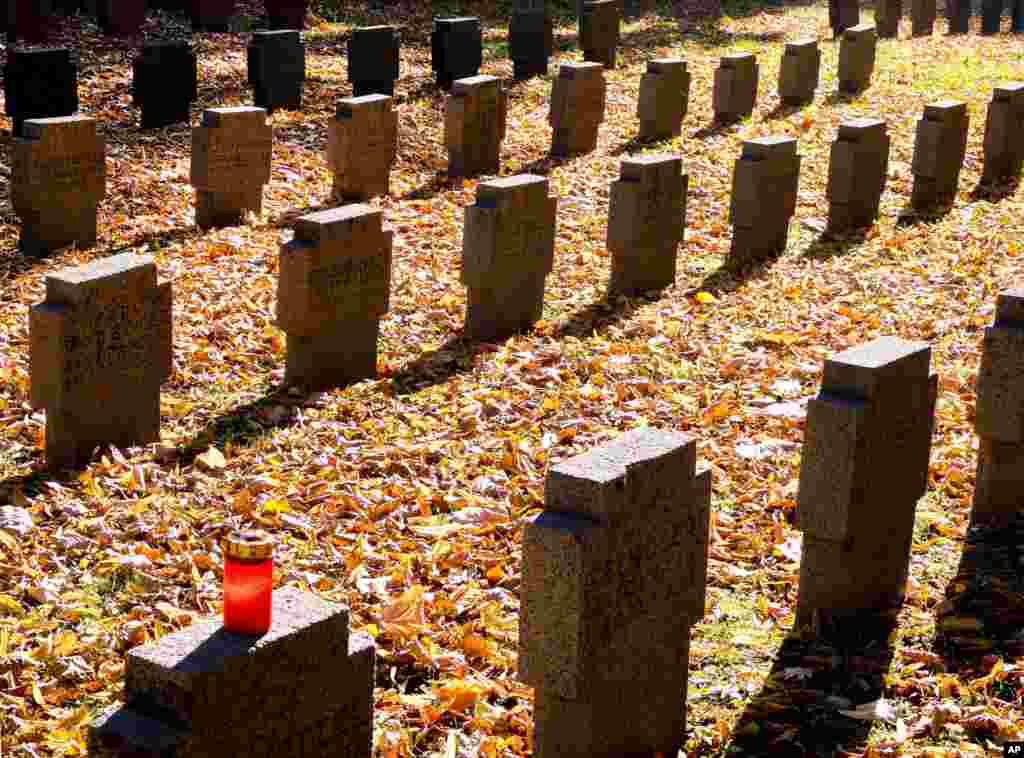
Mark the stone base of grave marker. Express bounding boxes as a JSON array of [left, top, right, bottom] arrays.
[[829, 0, 859, 35], [581, 0, 620, 68], [195, 188, 264, 229], [88, 588, 374, 758], [910, 100, 968, 211], [713, 53, 758, 123], [4, 47, 79, 138], [348, 25, 400, 97], [550, 62, 606, 156], [876, 0, 901, 36], [510, 8, 550, 80], [266, 0, 306, 28], [728, 136, 800, 266], [446, 75, 507, 178], [98, 0, 145, 34], [837, 23, 876, 94], [432, 17, 482, 91], [826, 118, 890, 232], [638, 58, 690, 141], [248, 30, 304, 112], [982, 0, 1003, 32], [133, 41, 198, 129], [778, 38, 820, 106], [981, 83, 1024, 186], [328, 95, 398, 202], [910, 0, 935, 35]]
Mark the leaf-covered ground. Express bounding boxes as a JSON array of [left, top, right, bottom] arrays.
[[1, 1, 1023, 755]]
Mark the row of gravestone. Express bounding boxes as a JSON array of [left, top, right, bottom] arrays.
[[834, 0, 1024, 36], [82, 302, 1024, 757]]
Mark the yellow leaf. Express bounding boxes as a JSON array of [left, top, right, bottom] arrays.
[[32, 680, 46, 707], [263, 498, 291, 514], [695, 291, 718, 304], [0, 594, 25, 617]]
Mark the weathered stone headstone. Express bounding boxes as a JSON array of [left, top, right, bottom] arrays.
[[12, 116, 105, 254], [638, 58, 690, 141], [971, 290, 1024, 527], [431, 17, 482, 91], [607, 154, 687, 296], [713, 52, 758, 123], [947, 0, 971, 31], [97, 0, 145, 34], [910, 0, 935, 35], [777, 38, 820, 107], [549, 62, 606, 156], [826, 118, 890, 232], [981, 83, 1024, 186], [190, 0, 234, 31], [910, 100, 968, 211], [795, 337, 937, 628], [133, 40, 197, 129], [446, 75, 507, 178], [347, 25, 400, 97], [328, 95, 398, 202], [829, 0, 859, 36], [510, 0, 551, 80], [88, 588, 374, 758], [247, 30, 304, 112], [4, 47, 79, 138], [461, 175, 557, 341], [276, 206, 392, 390], [837, 23, 876, 94], [876, 0, 901, 37], [29, 253, 171, 469], [518, 428, 711, 758], [580, 0, 620, 69], [728, 136, 800, 266], [266, 0, 305, 29], [190, 107, 273, 229], [982, 0, 1003, 33]]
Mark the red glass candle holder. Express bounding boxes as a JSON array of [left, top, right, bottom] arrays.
[[223, 530, 274, 635]]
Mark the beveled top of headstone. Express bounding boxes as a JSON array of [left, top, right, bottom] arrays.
[[994, 82, 1024, 99], [452, 74, 500, 90], [476, 173, 548, 207], [648, 57, 687, 73], [584, 0, 618, 7], [336, 93, 391, 116], [21, 115, 95, 139], [721, 51, 756, 67], [252, 29, 302, 43], [201, 106, 269, 128], [46, 253, 156, 303], [9, 46, 72, 61], [621, 152, 682, 178], [741, 135, 798, 160], [995, 289, 1024, 325], [141, 39, 191, 52], [924, 100, 968, 122], [844, 22, 876, 36], [821, 336, 931, 400], [558, 61, 605, 77], [435, 16, 479, 25], [785, 36, 819, 51], [838, 117, 886, 139], [293, 204, 382, 242], [354, 24, 396, 32]]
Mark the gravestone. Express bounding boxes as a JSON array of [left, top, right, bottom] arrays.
[[638, 58, 690, 141], [981, 83, 1024, 186], [607, 154, 687, 296], [910, 0, 935, 35], [12, 116, 106, 254], [826, 118, 890, 232], [580, 0, 620, 69], [795, 337, 937, 628], [29, 253, 172, 469], [461, 175, 557, 341], [728, 136, 800, 266], [549, 62, 606, 156], [713, 53, 758, 123], [97, 0, 145, 34], [133, 40, 197, 129], [947, 0, 971, 31], [837, 23, 876, 94], [910, 100, 968, 211], [982, 0, 1003, 32], [446, 75, 507, 178], [88, 588, 374, 758], [190, 107, 273, 228], [328, 95, 398, 202], [4, 47, 79, 138], [431, 17, 482, 91], [778, 38, 820, 107], [266, 0, 305, 28], [971, 290, 1024, 527], [518, 428, 710, 758], [829, 0, 859, 36], [190, 0, 234, 30], [876, 0, 901, 37], [510, 0, 551, 80], [347, 25, 400, 97], [247, 30, 304, 112], [276, 206, 392, 390]]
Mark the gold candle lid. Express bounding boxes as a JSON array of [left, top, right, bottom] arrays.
[[225, 530, 274, 560]]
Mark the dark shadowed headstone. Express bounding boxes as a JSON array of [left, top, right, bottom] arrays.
[[728, 136, 800, 266], [510, 1, 551, 80], [795, 337, 937, 628], [431, 17, 482, 91], [446, 75, 507, 178], [549, 62, 606, 156], [826, 118, 890, 232], [910, 100, 968, 210], [97, 0, 145, 34], [910, 0, 935, 35], [580, 0, 620, 69], [876, 0, 901, 36], [981, 83, 1024, 186], [190, 0, 234, 30], [982, 0, 1003, 33], [778, 38, 820, 106], [133, 40, 197, 129], [4, 47, 79, 138], [266, 0, 305, 29], [837, 23, 876, 94], [12, 116, 105, 254], [461, 175, 557, 341], [519, 428, 710, 758], [713, 52, 758, 123], [947, 0, 971, 31], [829, 0, 858, 36], [88, 588, 374, 758], [638, 58, 690, 140], [328, 95, 398, 202], [247, 30, 304, 112], [276, 206, 392, 390], [30, 253, 172, 469], [347, 25, 400, 97]]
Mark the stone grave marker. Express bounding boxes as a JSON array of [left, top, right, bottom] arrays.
[[981, 83, 1024, 186], [191, 107, 272, 229], [97, 0, 145, 34], [910, 0, 935, 35], [947, 0, 971, 31], [510, 0, 551, 80], [12, 116, 106, 254], [829, 0, 859, 36], [638, 58, 690, 141], [607, 153, 687, 296], [347, 25, 400, 97], [518, 428, 711, 758], [580, 0, 620, 69], [190, 0, 234, 30], [713, 52, 758, 123], [795, 337, 937, 628], [777, 38, 820, 107], [4, 47, 79, 138], [876, 0, 901, 37], [89, 587, 374, 757], [461, 175, 557, 341], [276, 206, 392, 390], [910, 100, 968, 211], [445, 75, 507, 178], [971, 290, 1024, 527], [826, 118, 890, 233], [431, 17, 482, 91], [266, 0, 305, 28], [328, 95, 398, 202], [837, 23, 876, 94], [247, 30, 304, 112], [728, 136, 800, 266], [549, 62, 606, 156], [982, 0, 1003, 32], [30, 253, 172, 469], [133, 40, 197, 129]]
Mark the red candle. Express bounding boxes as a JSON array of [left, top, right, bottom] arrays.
[[223, 530, 274, 635]]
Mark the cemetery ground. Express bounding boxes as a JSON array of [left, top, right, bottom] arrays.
[[1, 0, 1024, 755]]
